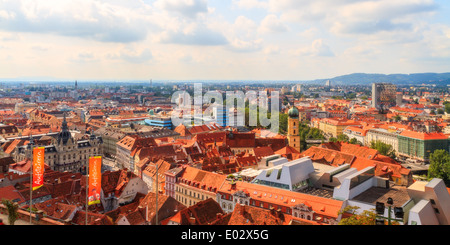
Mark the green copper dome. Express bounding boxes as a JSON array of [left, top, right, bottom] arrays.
[[288, 106, 299, 118]]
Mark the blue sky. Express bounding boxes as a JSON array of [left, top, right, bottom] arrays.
[[0, 0, 449, 81]]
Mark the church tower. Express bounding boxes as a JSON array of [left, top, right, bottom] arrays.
[[287, 106, 301, 152]]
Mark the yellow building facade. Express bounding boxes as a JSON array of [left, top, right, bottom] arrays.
[[287, 107, 301, 152]]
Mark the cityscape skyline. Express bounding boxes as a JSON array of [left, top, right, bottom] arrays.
[[0, 0, 449, 81], [1, 0, 450, 230]]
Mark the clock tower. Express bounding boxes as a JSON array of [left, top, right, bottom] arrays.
[[287, 106, 301, 152]]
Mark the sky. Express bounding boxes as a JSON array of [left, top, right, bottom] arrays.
[[0, 0, 449, 81]]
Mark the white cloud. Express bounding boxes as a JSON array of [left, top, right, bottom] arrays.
[[258, 14, 288, 34], [158, 23, 228, 46], [154, 0, 208, 19], [296, 39, 334, 57], [263, 45, 280, 55], [70, 51, 98, 63], [0, 0, 155, 43], [228, 38, 263, 53], [232, 0, 268, 9], [232, 16, 258, 40], [107, 48, 153, 64]]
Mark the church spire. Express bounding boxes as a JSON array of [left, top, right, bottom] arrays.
[[62, 112, 68, 131], [57, 112, 71, 145]]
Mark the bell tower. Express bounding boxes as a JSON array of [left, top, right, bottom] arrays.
[[287, 106, 301, 152]]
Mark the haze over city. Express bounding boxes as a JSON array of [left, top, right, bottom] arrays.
[[2, 0, 450, 236], [0, 0, 450, 81]]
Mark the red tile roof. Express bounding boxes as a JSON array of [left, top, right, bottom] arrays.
[[253, 146, 275, 159], [226, 132, 256, 148], [227, 203, 290, 225], [400, 130, 449, 140], [0, 185, 25, 203], [301, 146, 355, 166], [322, 142, 379, 160], [219, 181, 344, 219], [167, 198, 225, 225], [179, 166, 227, 193]]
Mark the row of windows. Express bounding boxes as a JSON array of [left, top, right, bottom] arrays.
[[222, 198, 292, 215], [175, 186, 206, 200]]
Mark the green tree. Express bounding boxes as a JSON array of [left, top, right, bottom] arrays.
[[337, 134, 349, 142], [445, 103, 450, 114], [370, 140, 396, 159], [1, 199, 19, 225], [278, 113, 288, 134], [338, 206, 377, 225], [349, 137, 361, 145], [428, 149, 450, 186]]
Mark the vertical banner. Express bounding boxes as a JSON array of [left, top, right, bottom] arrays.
[[88, 156, 102, 205], [32, 147, 45, 191]]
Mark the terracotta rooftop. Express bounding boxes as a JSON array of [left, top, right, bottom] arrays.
[[168, 198, 225, 225], [227, 203, 290, 225], [226, 132, 256, 148], [219, 181, 344, 219], [400, 130, 449, 140], [301, 146, 355, 166], [179, 166, 227, 193], [321, 142, 379, 160]]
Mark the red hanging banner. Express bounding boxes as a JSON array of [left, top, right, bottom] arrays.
[[32, 147, 45, 191], [88, 156, 102, 205]]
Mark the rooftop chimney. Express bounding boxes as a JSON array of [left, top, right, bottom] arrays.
[[269, 206, 275, 215], [216, 213, 223, 220], [231, 181, 236, 190], [240, 204, 246, 215], [189, 217, 196, 225]]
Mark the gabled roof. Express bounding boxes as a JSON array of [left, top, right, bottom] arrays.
[[71, 210, 114, 225], [253, 146, 275, 159], [226, 132, 256, 148], [35, 200, 77, 220], [301, 146, 355, 166], [322, 142, 379, 160], [179, 166, 227, 192], [227, 203, 290, 225], [170, 198, 225, 225], [138, 192, 186, 224], [0, 185, 25, 204], [275, 145, 300, 155], [174, 124, 191, 137]]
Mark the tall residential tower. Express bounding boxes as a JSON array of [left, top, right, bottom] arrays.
[[372, 83, 397, 110]]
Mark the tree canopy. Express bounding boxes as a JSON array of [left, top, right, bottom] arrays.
[[338, 206, 377, 225], [428, 149, 450, 186], [370, 140, 396, 159]]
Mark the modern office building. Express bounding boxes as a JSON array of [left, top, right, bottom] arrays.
[[397, 130, 449, 163], [144, 116, 173, 129], [212, 104, 227, 127], [372, 83, 397, 110]]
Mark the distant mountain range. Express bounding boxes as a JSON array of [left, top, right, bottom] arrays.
[[309, 72, 450, 86], [1, 72, 450, 86]]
